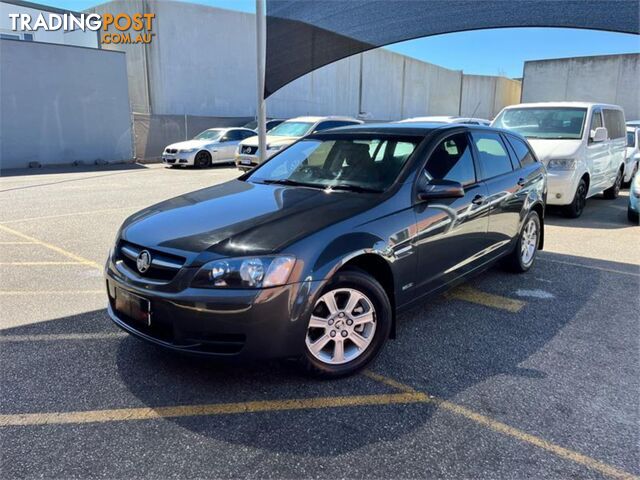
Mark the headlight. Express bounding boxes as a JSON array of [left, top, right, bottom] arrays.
[[267, 144, 283, 151], [547, 158, 576, 170], [180, 148, 197, 153], [192, 256, 296, 289]]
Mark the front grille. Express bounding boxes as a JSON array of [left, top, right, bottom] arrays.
[[166, 148, 178, 154], [117, 240, 185, 282], [241, 145, 258, 155]]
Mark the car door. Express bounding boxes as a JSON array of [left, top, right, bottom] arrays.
[[217, 129, 244, 161], [412, 130, 491, 294], [602, 109, 627, 186], [469, 130, 524, 256], [587, 108, 609, 192]]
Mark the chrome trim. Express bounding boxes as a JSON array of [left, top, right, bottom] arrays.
[[120, 244, 182, 270]]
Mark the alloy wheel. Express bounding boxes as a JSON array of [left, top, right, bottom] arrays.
[[305, 288, 377, 365], [614, 170, 622, 196], [520, 218, 538, 266], [576, 183, 587, 215]]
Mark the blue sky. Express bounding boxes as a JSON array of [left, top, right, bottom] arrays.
[[37, 0, 640, 78]]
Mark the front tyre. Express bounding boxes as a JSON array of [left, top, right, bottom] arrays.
[[504, 211, 541, 273], [195, 151, 212, 168], [301, 269, 391, 378], [603, 168, 623, 199], [562, 178, 587, 218]]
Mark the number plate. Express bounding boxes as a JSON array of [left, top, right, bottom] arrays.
[[115, 288, 151, 326]]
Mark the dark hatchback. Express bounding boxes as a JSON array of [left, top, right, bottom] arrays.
[[105, 123, 546, 377]]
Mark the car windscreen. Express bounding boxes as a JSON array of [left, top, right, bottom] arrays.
[[627, 131, 636, 147], [247, 137, 420, 192], [194, 129, 223, 140], [242, 120, 258, 130], [267, 122, 314, 137], [493, 107, 587, 140]]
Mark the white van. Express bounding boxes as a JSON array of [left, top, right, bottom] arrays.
[[492, 102, 627, 217]]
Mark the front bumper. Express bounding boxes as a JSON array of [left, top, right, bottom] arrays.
[[105, 261, 322, 360], [235, 153, 259, 171], [162, 151, 196, 166], [546, 170, 581, 206]]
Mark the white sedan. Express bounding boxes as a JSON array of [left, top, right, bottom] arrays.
[[163, 128, 256, 168]]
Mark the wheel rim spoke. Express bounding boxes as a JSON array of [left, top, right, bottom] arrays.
[[333, 339, 345, 362], [344, 290, 363, 315], [350, 332, 369, 350], [352, 311, 374, 326], [309, 334, 331, 355], [323, 292, 339, 315], [308, 315, 328, 329]]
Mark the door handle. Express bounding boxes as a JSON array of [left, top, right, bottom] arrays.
[[517, 178, 526, 187], [472, 195, 485, 206]]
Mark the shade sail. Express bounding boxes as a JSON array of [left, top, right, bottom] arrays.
[[265, 0, 640, 97]]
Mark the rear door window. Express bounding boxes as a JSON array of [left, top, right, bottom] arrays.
[[471, 132, 514, 180], [603, 109, 625, 139]]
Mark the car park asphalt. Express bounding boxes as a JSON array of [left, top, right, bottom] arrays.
[[1, 164, 638, 479]]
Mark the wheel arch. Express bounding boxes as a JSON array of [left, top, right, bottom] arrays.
[[331, 251, 397, 339]]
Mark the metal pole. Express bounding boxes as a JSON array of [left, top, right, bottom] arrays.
[[256, 0, 267, 164]]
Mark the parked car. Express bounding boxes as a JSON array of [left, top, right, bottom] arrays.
[[492, 102, 626, 218], [627, 120, 640, 128], [629, 172, 639, 223], [624, 126, 640, 186], [242, 119, 285, 132], [399, 115, 491, 126], [235, 116, 363, 170], [162, 128, 256, 168], [106, 122, 546, 377]]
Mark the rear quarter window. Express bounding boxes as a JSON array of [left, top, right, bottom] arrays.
[[506, 136, 537, 167]]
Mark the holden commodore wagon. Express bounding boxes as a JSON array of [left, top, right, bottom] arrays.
[[106, 123, 546, 377]]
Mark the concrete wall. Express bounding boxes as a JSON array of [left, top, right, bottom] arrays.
[[460, 75, 522, 119], [0, 39, 133, 170], [522, 54, 640, 121], [95, 0, 519, 123]]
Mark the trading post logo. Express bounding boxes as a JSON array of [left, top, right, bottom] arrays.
[[8, 12, 156, 45]]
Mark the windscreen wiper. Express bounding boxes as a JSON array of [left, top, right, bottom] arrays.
[[260, 179, 324, 189], [326, 184, 383, 193]]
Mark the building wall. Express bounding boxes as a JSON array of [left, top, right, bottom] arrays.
[[94, 0, 519, 121], [0, 39, 132, 169], [522, 54, 640, 121], [0, 0, 98, 47]]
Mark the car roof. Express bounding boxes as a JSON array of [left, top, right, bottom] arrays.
[[314, 121, 518, 138], [285, 116, 363, 124], [398, 116, 490, 123], [502, 101, 624, 110]]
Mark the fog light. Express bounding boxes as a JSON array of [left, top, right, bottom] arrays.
[[556, 193, 562, 199]]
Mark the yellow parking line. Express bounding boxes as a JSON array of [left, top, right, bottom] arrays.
[[0, 332, 126, 342], [0, 241, 36, 245], [446, 285, 525, 313], [0, 392, 426, 427], [0, 290, 104, 296], [0, 262, 88, 266], [364, 372, 637, 480], [0, 224, 101, 270]]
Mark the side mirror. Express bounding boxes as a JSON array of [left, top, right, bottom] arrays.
[[590, 127, 607, 143], [417, 179, 465, 201]]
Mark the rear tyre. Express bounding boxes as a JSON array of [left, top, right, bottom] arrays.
[[603, 168, 623, 199], [195, 151, 212, 168], [504, 211, 540, 273], [562, 178, 588, 218], [300, 269, 392, 378]]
